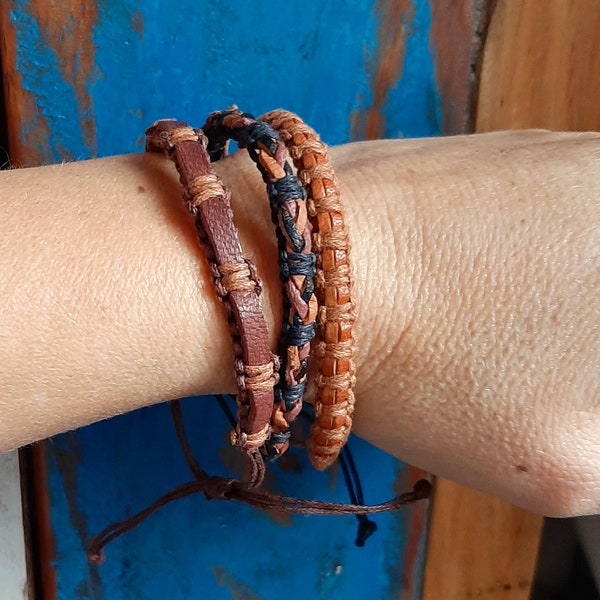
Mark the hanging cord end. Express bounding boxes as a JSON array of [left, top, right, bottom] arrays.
[[353, 478, 431, 546], [355, 516, 378, 547], [412, 478, 433, 500], [87, 547, 106, 566]]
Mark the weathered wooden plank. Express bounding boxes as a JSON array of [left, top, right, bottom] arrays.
[[429, 0, 496, 134], [423, 481, 543, 599], [477, 0, 600, 132]]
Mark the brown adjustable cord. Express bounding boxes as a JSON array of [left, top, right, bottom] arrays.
[[145, 119, 278, 486], [262, 110, 358, 471], [87, 396, 431, 563]]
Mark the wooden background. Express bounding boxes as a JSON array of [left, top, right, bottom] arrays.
[[1, 0, 597, 598]]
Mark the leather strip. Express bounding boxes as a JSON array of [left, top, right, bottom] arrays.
[[145, 119, 278, 486], [261, 109, 357, 470]]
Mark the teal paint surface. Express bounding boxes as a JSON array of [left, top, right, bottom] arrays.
[[10, 1, 443, 598]]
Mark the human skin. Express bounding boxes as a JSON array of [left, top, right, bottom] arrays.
[[0, 130, 598, 517]]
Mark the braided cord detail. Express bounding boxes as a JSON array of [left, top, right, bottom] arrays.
[[203, 107, 318, 459], [145, 120, 277, 485], [262, 109, 357, 471]]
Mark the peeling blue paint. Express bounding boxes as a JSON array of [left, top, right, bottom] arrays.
[[10, 1, 94, 161], [47, 399, 419, 600], [381, 0, 442, 138], [90, 0, 376, 153]]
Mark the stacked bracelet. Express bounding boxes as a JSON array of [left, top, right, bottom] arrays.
[[87, 111, 432, 563], [261, 110, 357, 470], [145, 119, 278, 486], [203, 107, 318, 460]]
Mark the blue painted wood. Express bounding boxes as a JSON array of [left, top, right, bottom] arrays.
[[6, 0, 443, 598], [48, 399, 426, 599]]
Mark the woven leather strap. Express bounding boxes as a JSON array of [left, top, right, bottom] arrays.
[[262, 109, 357, 470], [145, 119, 278, 486], [203, 107, 318, 460]]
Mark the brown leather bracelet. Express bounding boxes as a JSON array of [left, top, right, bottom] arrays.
[[145, 119, 278, 486], [261, 110, 357, 470]]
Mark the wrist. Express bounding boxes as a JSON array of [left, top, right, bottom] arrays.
[[333, 131, 600, 516]]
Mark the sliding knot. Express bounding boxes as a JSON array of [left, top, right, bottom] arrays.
[[168, 125, 199, 146], [289, 138, 325, 160], [243, 361, 278, 391], [298, 163, 335, 187], [203, 477, 237, 501], [187, 173, 225, 207]]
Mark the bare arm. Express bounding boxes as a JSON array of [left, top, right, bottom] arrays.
[[1, 130, 598, 516]]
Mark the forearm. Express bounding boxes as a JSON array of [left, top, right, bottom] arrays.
[[0, 151, 277, 445], [0, 131, 598, 516]]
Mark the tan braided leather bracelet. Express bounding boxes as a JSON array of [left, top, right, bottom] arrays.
[[145, 119, 278, 486], [262, 110, 356, 470]]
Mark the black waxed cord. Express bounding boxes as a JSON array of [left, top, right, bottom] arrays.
[[298, 405, 378, 546]]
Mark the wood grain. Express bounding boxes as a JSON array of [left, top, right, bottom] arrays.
[[424, 0, 600, 597], [423, 481, 543, 599], [477, 0, 600, 132], [429, 0, 495, 134]]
